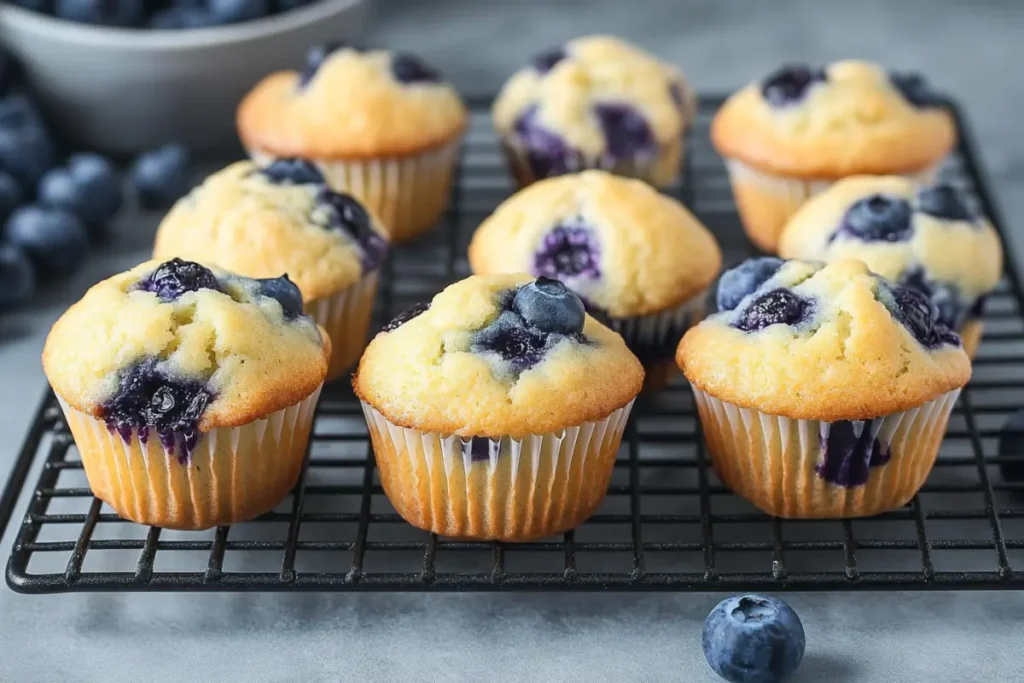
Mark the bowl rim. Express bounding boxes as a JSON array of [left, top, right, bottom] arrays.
[[0, 0, 366, 51]]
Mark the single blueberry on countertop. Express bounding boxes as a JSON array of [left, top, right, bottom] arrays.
[[761, 64, 826, 107], [260, 158, 324, 186], [316, 191, 388, 272], [534, 223, 601, 281], [131, 144, 190, 210], [0, 93, 56, 191], [39, 153, 124, 234], [832, 194, 913, 243], [471, 310, 548, 373], [998, 410, 1024, 483], [512, 277, 586, 336], [890, 71, 945, 108], [4, 205, 88, 277], [733, 289, 811, 332], [703, 594, 805, 683], [0, 170, 25, 224], [54, 0, 147, 27], [207, 0, 270, 25], [916, 183, 976, 222], [257, 274, 304, 320], [391, 53, 442, 84], [137, 258, 221, 302], [532, 47, 566, 74], [0, 243, 36, 312], [716, 258, 784, 312]]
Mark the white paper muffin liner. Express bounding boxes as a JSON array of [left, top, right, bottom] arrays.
[[360, 400, 635, 541], [306, 271, 379, 381], [691, 387, 960, 518], [56, 386, 322, 530], [250, 138, 461, 244]]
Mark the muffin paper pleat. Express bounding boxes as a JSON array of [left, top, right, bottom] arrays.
[[307, 272, 379, 381], [56, 386, 322, 530], [251, 140, 461, 244], [360, 400, 634, 541], [724, 158, 943, 253], [691, 387, 959, 518]]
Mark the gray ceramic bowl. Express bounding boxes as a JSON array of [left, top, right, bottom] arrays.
[[0, 0, 370, 155]]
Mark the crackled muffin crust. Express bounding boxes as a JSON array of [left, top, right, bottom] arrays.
[[677, 259, 970, 420], [237, 45, 467, 159], [353, 273, 644, 437], [44, 259, 330, 435], [711, 60, 955, 178], [468, 171, 720, 318], [154, 160, 388, 301]]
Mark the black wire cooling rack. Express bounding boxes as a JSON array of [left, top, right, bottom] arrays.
[[2, 95, 1023, 593]]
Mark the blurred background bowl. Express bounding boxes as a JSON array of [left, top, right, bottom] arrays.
[[0, 0, 371, 157]]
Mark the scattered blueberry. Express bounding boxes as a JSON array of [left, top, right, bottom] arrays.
[[593, 103, 655, 160], [702, 594, 805, 683], [511, 105, 577, 179], [316, 190, 388, 272], [0, 170, 25, 224], [885, 283, 960, 348], [916, 183, 976, 222], [390, 53, 442, 84], [257, 274, 304, 320], [833, 194, 913, 243], [136, 258, 221, 302], [148, 7, 214, 30], [299, 42, 348, 87], [716, 258, 784, 312], [512, 277, 586, 336], [259, 158, 324, 186], [382, 302, 429, 332], [761, 64, 826, 107], [817, 419, 891, 487], [0, 94, 56, 191], [471, 310, 548, 373], [38, 153, 123, 235], [131, 144, 190, 210], [4, 205, 87, 277], [207, 0, 270, 25], [0, 243, 36, 312], [532, 47, 566, 74], [998, 410, 1024, 483], [54, 0, 146, 27], [733, 289, 811, 332], [533, 223, 601, 281], [890, 71, 944, 108]]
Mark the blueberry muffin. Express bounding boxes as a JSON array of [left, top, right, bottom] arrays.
[[354, 274, 644, 541], [43, 259, 331, 530], [237, 44, 467, 243], [469, 171, 720, 388], [677, 258, 969, 518], [153, 159, 388, 379], [493, 35, 696, 188], [779, 176, 1003, 358], [712, 60, 956, 253]]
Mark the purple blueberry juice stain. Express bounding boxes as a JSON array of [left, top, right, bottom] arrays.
[[533, 222, 601, 281], [136, 258, 221, 302], [316, 190, 388, 272], [512, 105, 577, 178], [593, 102, 655, 161], [382, 302, 430, 332], [816, 419, 891, 487]]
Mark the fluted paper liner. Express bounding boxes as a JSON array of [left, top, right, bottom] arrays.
[[307, 272, 379, 381], [56, 386, 322, 530], [360, 400, 634, 541], [691, 387, 959, 518], [724, 158, 943, 253], [251, 139, 461, 244]]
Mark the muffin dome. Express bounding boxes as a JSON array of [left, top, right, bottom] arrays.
[[468, 171, 720, 318], [153, 160, 388, 301], [711, 60, 955, 178], [778, 176, 1003, 332], [353, 273, 644, 437], [678, 258, 970, 420]]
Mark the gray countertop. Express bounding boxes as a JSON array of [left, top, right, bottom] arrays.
[[2, 1, 1024, 681]]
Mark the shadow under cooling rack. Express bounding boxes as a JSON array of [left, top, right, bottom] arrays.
[[2, 94, 1024, 593]]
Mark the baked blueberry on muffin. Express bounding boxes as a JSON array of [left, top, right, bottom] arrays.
[[493, 35, 696, 188], [712, 60, 956, 252], [469, 170, 720, 388], [779, 176, 1003, 357], [42, 259, 331, 529], [678, 258, 969, 518], [237, 44, 467, 243], [153, 160, 388, 379], [353, 273, 644, 541]]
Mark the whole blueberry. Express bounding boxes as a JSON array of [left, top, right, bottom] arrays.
[[148, 7, 214, 30], [702, 594, 806, 683], [316, 190, 388, 272], [131, 144, 190, 210], [39, 153, 123, 233], [0, 243, 36, 312], [513, 277, 586, 336], [593, 103, 655, 160], [0, 171, 25, 224], [761, 64, 826, 107], [998, 409, 1024, 483], [4, 205, 88, 277], [886, 283, 960, 348], [391, 53, 442, 84], [734, 289, 811, 332], [532, 47, 566, 74], [890, 71, 944, 108], [207, 0, 270, 25], [260, 158, 324, 186], [716, 257, 784, 312], [299, 42, 348, 86], [916, 183, 976, 222], [0, 94, 56, 191], [382, 302, 430, 332], [137, 258, 221, 302], [257, 274, 304, 320], [834, 194, 913, 243], [54, 0, 147, 27]]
